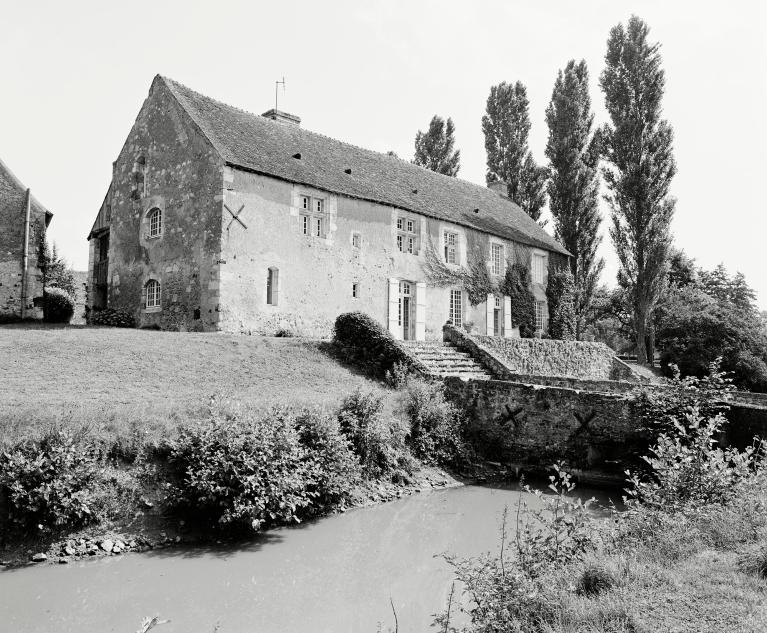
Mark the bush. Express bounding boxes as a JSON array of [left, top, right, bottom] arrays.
[[737, 543, 767, 579], [577, 565, 615, 596], [337, 390, 410, 478], [294, 409, 361, 509], [90, 307, 136, 328], [500, 264, 536, 338], [401, 379, 465, 465], [170, 405, 319, 533], [625, 409, 760, 511], [0, 429, 99, 534], [546, 267, 576, 340], [333, 312, 413, 378], [43, 287, 74, 323]]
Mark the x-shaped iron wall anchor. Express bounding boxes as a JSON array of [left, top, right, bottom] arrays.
[[573, 410, 597, 434], [499, 404, 525, 430], [224, 203, 247, 231]]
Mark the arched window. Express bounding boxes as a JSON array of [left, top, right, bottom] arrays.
[[145, 279, 161, 309], [148, 208, 162, 238]]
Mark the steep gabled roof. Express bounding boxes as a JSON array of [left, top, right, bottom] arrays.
[[158, 76, 568, 256], [0, 156, 53, 224]]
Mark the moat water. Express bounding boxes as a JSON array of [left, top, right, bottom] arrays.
[[0, 483, 614, 633]]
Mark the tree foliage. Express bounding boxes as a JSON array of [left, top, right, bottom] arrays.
[[38, 236, 76, 298], [413, 115, 461, 176], [655, 264, 767, 391], [546, 267, 576, 340], [545, 59, 604, 337], [600, 16, 676, 363], [482, 81, 548, 221]]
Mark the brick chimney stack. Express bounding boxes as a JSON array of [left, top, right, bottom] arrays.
[[261, 109, 301, 126], [487, 181, 509, 198]]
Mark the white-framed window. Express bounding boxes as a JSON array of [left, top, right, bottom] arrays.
[[352, 282, 360, 298], [267, 267, 279, 305], [398, 281, 412, 326], [148, 207, 162, 238], [532, 252, 546, 284], [444, 231, 458, 264], [352, 232, 362, 249], [494, 295, 502, 309], [396, 215, 420, 254], [144, 279, 161, 309], [535, 301, 548, 332], [449, 289, 463, 327], [491, 243, 504, 276], [299, 195, 327, 238]]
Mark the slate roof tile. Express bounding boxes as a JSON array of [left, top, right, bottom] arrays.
[[160, 76, 569, 256]]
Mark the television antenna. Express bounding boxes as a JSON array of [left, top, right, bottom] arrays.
[[275, 77, 286, 111]]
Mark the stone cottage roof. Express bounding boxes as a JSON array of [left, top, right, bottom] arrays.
[[159, 76, 569, 256], [0, 156, 53, 224]]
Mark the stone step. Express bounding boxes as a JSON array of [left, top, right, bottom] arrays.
[[405, 341, 496, 381]]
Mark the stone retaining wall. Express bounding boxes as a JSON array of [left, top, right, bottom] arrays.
[[443, 325, 640, 383]]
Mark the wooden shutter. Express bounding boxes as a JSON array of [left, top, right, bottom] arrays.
[[387, 278, 400, 339], [415, 282, 426, 341], [503, 296, 512, 337], [486, 293, 494, 336]]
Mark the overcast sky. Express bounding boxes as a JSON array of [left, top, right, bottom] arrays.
[[2, 0, 765, 306]]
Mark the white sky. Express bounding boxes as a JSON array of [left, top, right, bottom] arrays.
[[2, 0, 766, 306]]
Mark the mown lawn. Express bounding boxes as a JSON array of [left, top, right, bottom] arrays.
[[0, 324, 390, 445]]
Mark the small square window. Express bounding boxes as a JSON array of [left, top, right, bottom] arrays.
[[316, 199, 324, 213], [352, 232, 362, 249], [302, 196, 310, 210], [406, 219, 414, 233], [397, 218, 403, 230], [352, 283, 360, 298]]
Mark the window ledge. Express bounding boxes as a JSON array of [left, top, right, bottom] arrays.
[[145, 234, 163, 240], [144, 306, 162, 313]]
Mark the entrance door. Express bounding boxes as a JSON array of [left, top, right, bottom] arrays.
[[400, 281, 414, 340], [493, 296, 502, 337]]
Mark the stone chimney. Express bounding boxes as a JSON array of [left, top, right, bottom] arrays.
[[261, 109, 301, 126], [488, 180, 509, 198]]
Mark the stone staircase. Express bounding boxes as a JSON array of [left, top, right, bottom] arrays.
[[403, 341, 495, 381]]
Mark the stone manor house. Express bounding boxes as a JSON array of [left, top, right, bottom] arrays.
[[86, 75, 569, 339], [0, 157, 53, 319]]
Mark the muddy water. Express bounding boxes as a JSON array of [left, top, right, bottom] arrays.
[[0, 484, 613, 633]]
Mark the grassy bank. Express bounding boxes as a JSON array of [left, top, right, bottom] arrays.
[[0, 324, 468, 565], [0, 324, 393, 449]]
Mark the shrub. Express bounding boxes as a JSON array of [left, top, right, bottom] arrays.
[[170, 405, 319, 533], [43, 287, 74, 323], [401, 379, 465, 465], [577, 565, 615, 596], [294, 409, 361, 509], [633, 358, 734, 438], [0, 429, 99, 534], [546, 267, 576, 340], [385, 362, 411, 389], [90, 307, 136, 328], [737, 543, 767, 579], [337, 390, 409, 478], [625, 409, 760, 511], [499, 263, 536, 338], [275, 327, 294, 337], [333, 312, 413, 378]]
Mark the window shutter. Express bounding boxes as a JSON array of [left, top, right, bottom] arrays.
[[415, 282, 426, 341], [272, 268, 279, 306], [486, 294, 494, 336], [387, 278, 401, 339], [503, 296, 512, 337]]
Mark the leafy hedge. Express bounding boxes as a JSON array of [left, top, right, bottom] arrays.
[[0, 430, 99, 534], [43, 287, 74, 323], [90, 307, 136, 328], [333, 311, 414, 378]]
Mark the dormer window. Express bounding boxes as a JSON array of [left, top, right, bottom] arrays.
[[148, 207, 162, 238], [396, 215, 420, 255], [300, 195, 327, 238]]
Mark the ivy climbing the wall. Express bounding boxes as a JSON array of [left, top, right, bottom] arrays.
[[546, 266, 577, 340], [422, 238, 494, 307], [499, 263, 536, 338]]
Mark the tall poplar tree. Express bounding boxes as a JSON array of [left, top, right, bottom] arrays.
[[545, 59, 604, 338], [482, 81, 548, 221], [600, 16, 676, 364], [413, 115, 461, 176]]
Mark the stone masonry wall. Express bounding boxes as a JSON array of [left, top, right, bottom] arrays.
[[446, 377, 644, 478], [100, 76, 224, 331], [0, 166, 48, 318], [472, 332, 636, 381]]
